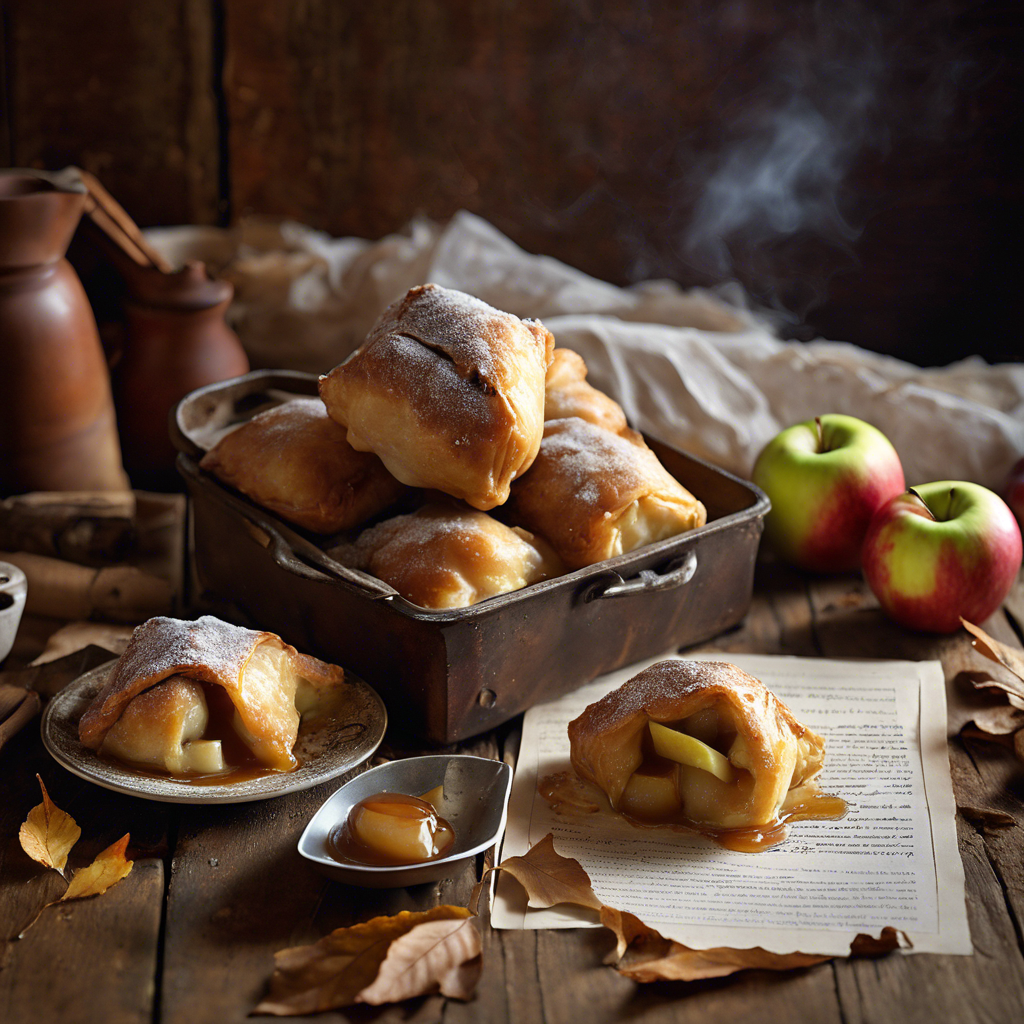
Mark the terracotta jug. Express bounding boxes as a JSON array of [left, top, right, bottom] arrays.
[[113, 259, 250, 491], [0, 171, 129, 495]]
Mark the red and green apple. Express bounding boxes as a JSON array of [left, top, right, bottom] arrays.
[[861, 481, 1023, 633], [751, 414, 906, 572]]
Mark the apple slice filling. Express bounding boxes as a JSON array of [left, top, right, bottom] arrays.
[[617, 711, 760, 827]]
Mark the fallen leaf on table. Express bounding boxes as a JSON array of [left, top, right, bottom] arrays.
[[59, 834, 133, 901], [18, 774, 81, 875], [849, 927, 912, 957], [498, 834, 908, 985], [495, 832, 603, 911], [961, 619, 1024, 703], [969, 705, 1024, 736], [357, 917, 481, 1005], [254, 906, 475, 1016], [958, 805, 1017, 828]]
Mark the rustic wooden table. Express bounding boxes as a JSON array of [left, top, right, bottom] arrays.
[[2, 562, 1023, 1024]]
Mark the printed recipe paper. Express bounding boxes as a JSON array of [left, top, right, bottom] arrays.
[[492, 652, 971, 956]]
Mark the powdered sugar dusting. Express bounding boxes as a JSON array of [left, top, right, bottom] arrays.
[[79, 616, 269, 747]]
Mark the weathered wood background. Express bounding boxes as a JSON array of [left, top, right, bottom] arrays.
[[1, 0, 1021, 365]]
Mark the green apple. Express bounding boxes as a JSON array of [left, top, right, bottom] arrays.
[[752, 414, 906, 572], [861, 481, 1023, 633]]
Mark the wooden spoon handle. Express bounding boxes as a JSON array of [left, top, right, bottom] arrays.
[[74, 167, 174, 273]]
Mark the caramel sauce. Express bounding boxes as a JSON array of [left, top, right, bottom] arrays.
[[539, 770, 847, 852], [329, 792, 456, 867]]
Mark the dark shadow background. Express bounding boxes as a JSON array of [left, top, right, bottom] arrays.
[[3, 0, 1020, 365]]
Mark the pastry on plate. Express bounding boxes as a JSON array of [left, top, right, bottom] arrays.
[[509, 417, 706, 569], [199, 397, 406, 534], [567, 659, 829, 832], [78, 616, 346, 774], [318, 284, 554, 510], [544, 347, 628, 435], [341, 502, 563, 609]]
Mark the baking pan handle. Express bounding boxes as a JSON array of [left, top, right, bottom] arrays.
[[587, 549, 698, 601]]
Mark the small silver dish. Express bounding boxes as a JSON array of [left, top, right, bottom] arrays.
[[298, 754, 513, 887]]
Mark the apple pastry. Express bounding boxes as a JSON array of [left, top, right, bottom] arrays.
[[568, 660, 837, 835], [318, 284, 554, 510], [509, 417, 707, 569], [544, 347, 628, 435], [199, 397, 407, 534], [78, 615, 346, 775], [340, 502, 563, 609]]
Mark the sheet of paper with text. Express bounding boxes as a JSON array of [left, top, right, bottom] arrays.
[[491, 652, 971, 956]]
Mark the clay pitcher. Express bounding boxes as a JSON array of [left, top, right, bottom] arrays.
[[0, 171, 129, 494], [114, 259, 250, 491]]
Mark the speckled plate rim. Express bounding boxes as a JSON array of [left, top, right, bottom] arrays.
[[40, 660, 387, 804]]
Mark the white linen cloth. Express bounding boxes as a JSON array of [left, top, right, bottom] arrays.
[[148, 211, 1023, 489]]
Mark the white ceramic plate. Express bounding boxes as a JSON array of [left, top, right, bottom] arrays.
[[41, 660, 387, 804]]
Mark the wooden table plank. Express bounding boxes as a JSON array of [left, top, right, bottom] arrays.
[[804, 573, 1024, 1024]]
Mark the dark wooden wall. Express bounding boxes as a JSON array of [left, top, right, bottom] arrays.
[[2, 0, 1020, 366]]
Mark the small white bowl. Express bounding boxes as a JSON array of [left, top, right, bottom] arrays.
[[298, 754, 512, 887], [0, 562, 27, 664]]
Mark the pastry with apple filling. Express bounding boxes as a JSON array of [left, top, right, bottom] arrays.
[[567, 660, 843, 846], [338, 502, 563, 609], [543, 347, 628, 435], [318, 284, 554, 511], [199, 397, 407, 534], [509, 417, 706, 570], [78, 615, 347, 776]]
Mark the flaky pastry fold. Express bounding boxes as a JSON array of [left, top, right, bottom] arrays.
[[568, 660, 826, 830], [341, 502, 563, 609], [318, 284, 554, 510], [78, 616, 345, 772], [200, 397, 406, 534], [509, 417, 706, 569]]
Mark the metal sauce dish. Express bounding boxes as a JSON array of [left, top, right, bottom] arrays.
[[298, 755, 512, 887]]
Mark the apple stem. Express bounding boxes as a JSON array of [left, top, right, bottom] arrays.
[[907, 486, 937, 521], [815, 416, 824, 452]]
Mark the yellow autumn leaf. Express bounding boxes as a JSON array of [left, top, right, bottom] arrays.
[[61, 834, 134, 902], [18, 774, 81, 875]]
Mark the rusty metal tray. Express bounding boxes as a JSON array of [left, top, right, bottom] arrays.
[[173, 370, 769, 743]]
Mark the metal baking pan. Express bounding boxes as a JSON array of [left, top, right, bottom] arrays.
[[173, 370, 769, 744]]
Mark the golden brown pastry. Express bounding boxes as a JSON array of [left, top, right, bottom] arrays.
[[568, 660, 827, 832], [509, 417, 707, 569], [343, 502, 563, 609], [318, 284, 554, 511], [79, 616, 346, 773], [544, 348, 628, 434], [199, 397, 406, 534]]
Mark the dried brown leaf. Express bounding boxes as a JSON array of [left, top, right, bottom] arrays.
[[961, 619, 1024, 702], [849, 926, 912, 957], [496, 833, 603, 911], [357, 917, 481, 1005], [253, 906, 471, 1016], [600, 906, 829, 982], [60, 834, 133, 901], [958, 805, 1017, 828], [18, 774, 81, 875], [968, 705, 1024, 736]]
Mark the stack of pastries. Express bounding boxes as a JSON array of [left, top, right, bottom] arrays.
[[200, 283, 707, 609]]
